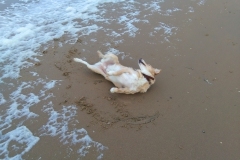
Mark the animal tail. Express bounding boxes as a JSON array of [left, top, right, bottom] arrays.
[[73, 58, 89, 66]]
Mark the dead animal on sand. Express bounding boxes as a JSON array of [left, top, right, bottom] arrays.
[[74, 51, 161, 94]]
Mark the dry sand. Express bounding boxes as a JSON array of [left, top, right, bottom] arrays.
[[3, 0, 240, 159]]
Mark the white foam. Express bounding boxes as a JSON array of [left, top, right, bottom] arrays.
[[0, 0, 200, 84], [143, 1, 163, 12], [115, 8, 150, 37], [0, 78, 60, 159], [188, 6, 194, 13], [39, 102, 108, 158], [155, 22, 178, 35], [19, 0, 32, 2], [119, 15, 129, 23], [150, 22, 178, 42], [198, 0, 207, 6], [0, 93, 6, 105], [0, 126, 39, 160], [107, 48, 129, 60], [0, 0, 126, 82], [165, 8, 182, 16], [29, 71, 39, 77], [0, 0, 208, 158], [106, 31, 121, 37], [44, 80, 59, 90]]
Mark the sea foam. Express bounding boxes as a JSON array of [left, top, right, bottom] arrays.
[[0, 0, 207, 159], [0, 126, 39, 160], [39, 102, 108, 158]]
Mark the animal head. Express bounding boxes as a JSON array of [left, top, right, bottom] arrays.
[[138, 58, 161, 84]]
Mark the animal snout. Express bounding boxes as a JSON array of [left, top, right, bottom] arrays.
[[139, 58, 145, 66]]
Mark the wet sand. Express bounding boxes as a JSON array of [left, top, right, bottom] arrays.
[[2, 0, 240, 159]]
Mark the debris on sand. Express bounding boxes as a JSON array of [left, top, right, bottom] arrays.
[[204, 78, 212, 84]]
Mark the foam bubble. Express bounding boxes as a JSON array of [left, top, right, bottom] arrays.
[[44, 80, 59, 90], [19, 0, 30, 2], [0, 93, 6, 105], [154, 22, 178, 36], [0, 126, 39, 160], [0, 77, 62, 159], [0, 0, 208, 159], [0, 79, 59, 130], [165, 8, 182, 15], [0, 0, 126, 82], [188, 6, 194, 13], [143, 1, 163, 12], [198, 0, 207, 6], [29, 71, 39, 77], [150, 22, 178, 42], [39, 102, 108, 158], [107, 48, 128, 59]]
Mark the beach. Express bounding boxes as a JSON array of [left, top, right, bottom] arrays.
[[0, 0, 240, 159]]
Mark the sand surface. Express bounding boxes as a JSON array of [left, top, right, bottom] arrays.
[[1, 0, 240, 159]]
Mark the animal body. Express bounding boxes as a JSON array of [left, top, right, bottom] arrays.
[[73, 51, 161, 94]]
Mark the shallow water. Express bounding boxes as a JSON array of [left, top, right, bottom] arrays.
[[1, 0, 240, 159]]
